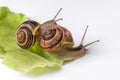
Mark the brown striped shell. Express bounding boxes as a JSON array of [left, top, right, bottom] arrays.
[[37, 20, 74, 51], [16, 20, 40, 49]]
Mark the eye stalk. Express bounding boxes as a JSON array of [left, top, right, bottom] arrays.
[[61, 25, 99, 50], [53, 8, 62, 21]]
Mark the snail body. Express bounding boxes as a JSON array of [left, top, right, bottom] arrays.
[[16, 8, 99, 60]]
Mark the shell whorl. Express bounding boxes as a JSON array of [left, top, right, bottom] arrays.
[[40, 27, 63, 50], [39, 25, 73, 50], [16, 20, 40, 49]]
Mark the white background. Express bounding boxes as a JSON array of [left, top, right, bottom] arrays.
[[0, 0, 120, 80]]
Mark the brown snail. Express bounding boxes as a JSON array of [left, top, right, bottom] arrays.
[[16, 8, 99, 60]]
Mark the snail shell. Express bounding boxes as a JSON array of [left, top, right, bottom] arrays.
[[38, 20, 73, 51], [16, 20, 40, 49]]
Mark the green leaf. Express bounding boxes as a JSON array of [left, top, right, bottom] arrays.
[[0, 7, 10, 20], [0, 6, 63, 75], [3, 49, 60, 74]]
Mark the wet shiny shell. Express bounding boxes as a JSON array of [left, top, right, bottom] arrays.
[[16, 20, 40, 49]]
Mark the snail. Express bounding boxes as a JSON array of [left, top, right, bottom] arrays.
[[37, 8, 99, 60], [16, 8, 99, 60]]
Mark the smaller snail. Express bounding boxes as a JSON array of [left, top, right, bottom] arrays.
[[16, 20, 40, 49]]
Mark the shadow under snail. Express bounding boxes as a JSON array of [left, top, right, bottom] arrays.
[[16, 8, 99, 60]]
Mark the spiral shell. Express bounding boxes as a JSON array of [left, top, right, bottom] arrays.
[[39, 25, 73, 50], [16, 20, 40, 49]]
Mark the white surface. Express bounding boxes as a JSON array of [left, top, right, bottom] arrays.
[[0, 0, 120, 80]]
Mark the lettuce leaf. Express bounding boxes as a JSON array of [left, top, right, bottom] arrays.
[[0, 6, 63, 75]]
